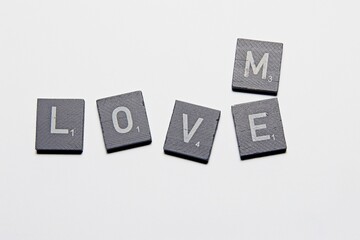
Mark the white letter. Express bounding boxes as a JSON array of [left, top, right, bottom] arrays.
[[50, 106, 69, 134], [112, 107, 133, 133], [183, 113, 203, 143], [244, 51, 269, 79], [248, 113, 270, 142]]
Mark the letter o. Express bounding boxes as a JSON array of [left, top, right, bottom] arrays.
[[112, 106, 133, 133]]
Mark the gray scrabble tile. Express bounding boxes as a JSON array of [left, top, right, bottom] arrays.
[[97, 91, 152, 153], [232, 98, 286, 160], [35, 99, 85, 154], [164, 100, 221, 164], [232, 38, 283, 95]]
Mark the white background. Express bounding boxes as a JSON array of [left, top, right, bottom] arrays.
[[0, 0, 359, 239]]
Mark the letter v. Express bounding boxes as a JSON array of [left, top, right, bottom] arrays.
[[183, 113, 203, 143]]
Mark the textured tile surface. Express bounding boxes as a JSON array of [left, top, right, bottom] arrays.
[[232, 98, 286, 160], [232, 38, 283, 95], [164, 100, 221, 164], [35, 99, 85, 154], [97, 91, 152, 153]]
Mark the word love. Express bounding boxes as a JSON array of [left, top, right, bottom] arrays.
[[35, 92, 286, 163], [35, 38, 287, 163]]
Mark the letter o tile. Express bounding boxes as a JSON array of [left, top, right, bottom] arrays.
[[97, 91, 152, 153]]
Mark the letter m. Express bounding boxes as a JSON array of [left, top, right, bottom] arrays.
[[244, 51, 269, 79]]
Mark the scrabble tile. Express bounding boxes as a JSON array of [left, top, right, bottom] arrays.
[[232, 38, 283, 95], [35, 99, 85, 154], [232, 98, 286, 160], [97, 91, 152, 153], [164, 100, 221, 164]]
